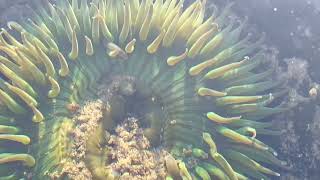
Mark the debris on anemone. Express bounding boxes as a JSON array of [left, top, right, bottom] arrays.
[[0, 0, 289, 179]]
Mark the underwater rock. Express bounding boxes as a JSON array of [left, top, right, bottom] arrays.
[[0, 0, 302, 179]]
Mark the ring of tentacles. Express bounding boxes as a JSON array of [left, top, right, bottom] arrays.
[[0, 0, 289, 179]]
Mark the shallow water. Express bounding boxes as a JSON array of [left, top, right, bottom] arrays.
[[0, 0, 319, 179]]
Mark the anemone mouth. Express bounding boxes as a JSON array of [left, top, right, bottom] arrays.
[[97, 74, 167, 147], [0, 0, 289, 179]]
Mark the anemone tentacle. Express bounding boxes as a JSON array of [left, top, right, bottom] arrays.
[[0, 0, 288, 179]]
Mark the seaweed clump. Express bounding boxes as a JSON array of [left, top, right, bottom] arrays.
[[108, 118, 167, 179]]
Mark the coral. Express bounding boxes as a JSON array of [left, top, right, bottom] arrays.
[[0, 0, 289, 179]]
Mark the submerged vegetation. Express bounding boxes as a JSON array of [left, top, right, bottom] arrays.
[[0, 0, 289, 179]]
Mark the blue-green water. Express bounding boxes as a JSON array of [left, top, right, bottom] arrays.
[[0, 0, 319, 179]]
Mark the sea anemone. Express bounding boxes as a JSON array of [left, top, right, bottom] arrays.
[[0, 0, 288, 179]]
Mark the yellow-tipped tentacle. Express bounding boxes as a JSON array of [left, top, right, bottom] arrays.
[[0, 28, 24, 49], [188, 27, 216, 58], [81, 0, 92, 34], [0, 46, 21, 65], [176, 2, 202, 40], [119, 1, 131, 43], [187, 16, 215, 46], [84, 36, 94, 56], [202, 132, 217, 152], [236, 127, 257, 138], [30, 103, 44, 122], [205, 59, 247, 80], [197, 87, 227, 97], [178, 161, 192, 180], [57, 51, 70, 77], [139, 4, 153, 41], [5, 82, 38, 107], [148, 29, 166, 54], [192, 148, 208, 159], [161, 0, 181, 30], [202, 163, 231, 180], [107, 42, 127, 59], [0, 134, 30, 145], [199, 30, 225, 56], [207, 112, 241, 124], [0, 88, 25, 114], [225, 150, 280, 177], [0, 63, 36, 98], [28, 19, 59, 52], [20, 32, 42, 64], [176, 0, 199, 28], [167, 48, 188, 66], [163, 0, 178, 21], [189, 58, 217, 76], [162, 12, 181, 47], [15, 50, 46, 85], [210, 151, 238, 180], [91, 15, 100, 43], [125, 39, 136, 54], [193, 0, 206, 26], [0, 153, 35, 167], [47, 2, 65, 36], [195, 166, 211, 180], [0, 55, 20, 74], [0, 125, 19, 134], [151, 0, 164, 28], [0, 32, 13, 48], [68, 27, 79, 60], [26, 32, 49, 53], [34, 43, 56, 77], [128, 0, 140, 24], [7, 21, 25, 33], [98, 14, 114, 41], [135, 0, 148, 30], [216, 96, 263, 106], [63, 0, 80, 31], [215, 126, 268, 151], [55, 6, 74, 42], [48, 76, 60, 98]]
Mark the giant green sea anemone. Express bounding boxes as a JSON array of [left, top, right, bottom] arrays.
[[0, 0, 288, 179]]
